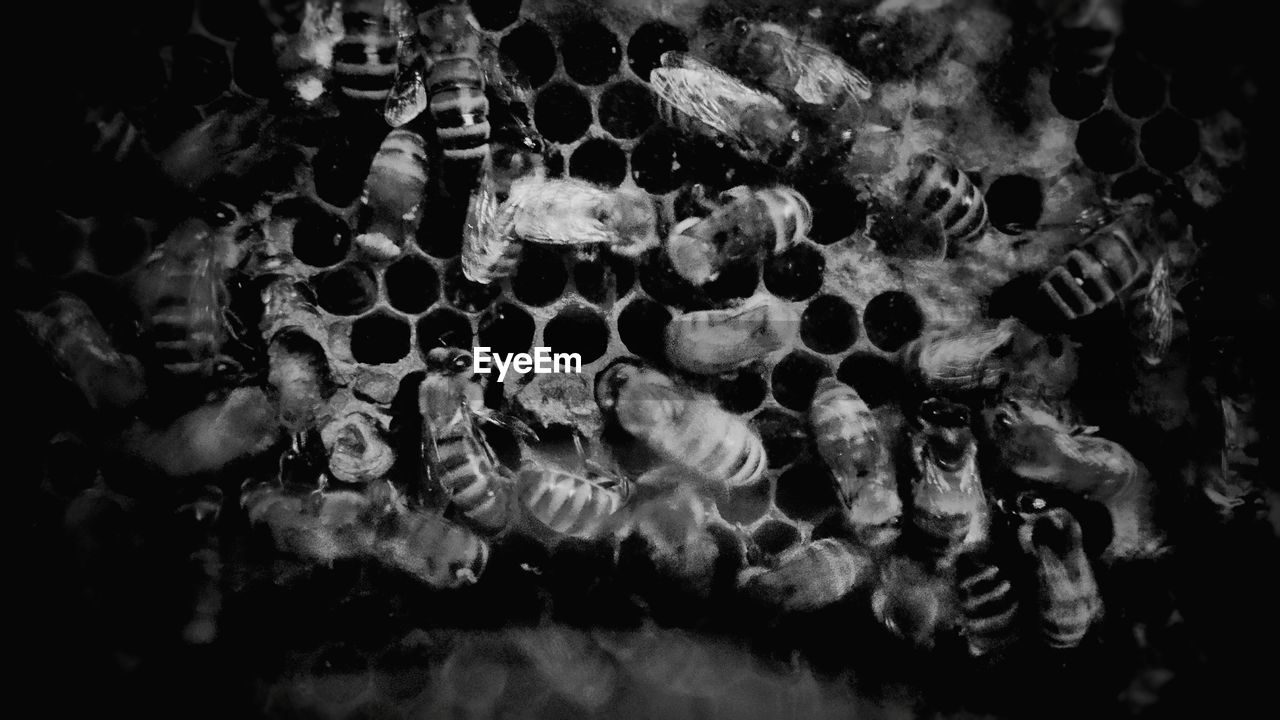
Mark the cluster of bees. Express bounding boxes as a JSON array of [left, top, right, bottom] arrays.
[[24, 0, 1198, 663]]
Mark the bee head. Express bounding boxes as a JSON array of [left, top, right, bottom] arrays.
[[914, 398, 974, 470], [594, 357, 654, 414], [425, 346, 474, 376]]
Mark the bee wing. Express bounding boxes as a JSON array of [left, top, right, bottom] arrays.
[[790, 38, 873, 105], [462, 159, 524, 283], [505, 178, 616, 245], [385, 57, 428, 127], [650, 53, 786, 148]]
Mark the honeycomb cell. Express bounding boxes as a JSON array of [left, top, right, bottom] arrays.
[[1049, 72, 1106, 121], [544, 306, 610, 365], [478, 302, 535, 357], [1110, 169, 1165, 201], [599, 81, 658, 139], [751, 408, 810, 469], [617, 297, 671, 362], [172, 34, 231, 105], [569, 138, 628, 187], [836, 354, 900, 409], [444, 261, 502, 311], [88, 216, 150, 276], [771, 352, 833, 413], [776, 459, 840, 522], [627, 21, 688, 80], [512, 245, 568, 307], [312, 140, 375, 208], [702, 258, 761, 304], [804, 182, 866, 245], [630, 128, 687, 194], [314, 265, 378, 316], [308, 643, 371, 705], [231, 31, 283, 98], [763, 244, 825, 302], [471, 0, 521, 31], [1141, 110, 1200, 173], [1076, 110, 1138, 174], [752, 520, 802, 558], [416, 194, 467, 259], [718, 477, 772, 525], [25, 214, 84, 276], [1170, 69, 1223, 118], [198, 0, 260, 40], [863, 291, 923, 352], [574, 255, 635, 304], [715, 370, 767, 414], [279, 199, 351, 268], [561, 19, 621, 86], [534, 82, 593, 144], [1112, 56, 1166, 120], [350, 311, 410, 366], [500, 22, 558, 88], [801, 295, 859, 354], [985, 175, 1044, 234], [385, 254, 439, 315], [417, 307, 473, 352]]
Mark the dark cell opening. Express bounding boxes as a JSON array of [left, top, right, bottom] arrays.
[[478, 303, 535, 357], [534, 82, 593, 144], [751, 409, 811, 469], [384, 254, 439, 315], [350, 312, 410, 365], [231, 31, 283, 99], [198, 0, 259, 40], [312, 141, 375, 208], [88, 217, 149, 276], [771, 352, 833, 412], [986, 175, 1044, 234], [1076, 110, 1138, 174], [561, 19, 622, 86], [718, 477, 772, 525], [544, 306, 610, 364], [1170, 69, 1223, 117], [804, 182, 865, 245], [752, 520, 802, 558], [627, 21, 688, 80], [1110, 169, 1165, 201], [764, 244, 826, 301], [630, 128, 687, 194], [444, 261, 501, 312], [500, 22, 558, 88], [702, 258, 761, 304], [569, 138, 628, 187], [715, 370, 767, 414], [1112, 56, 1166, 120], [417, 309, 472, 356], [575, 255, 635, 304], [617, 297, 672, 362], [470, 0, 522, 31], [776, 459, 840, 522], [837, 353, 900, 409], [282, 199, 351, 267], [1049, 72, 1106, 121], [415, 194, 467, 259], [172, 34, 231, 105], [512, 245, 568, 307], [599, 81, 657, 139], [1141, 110, 1200, 173], [801, 295, 860, 354], [309, 643, 371, 704], [639, 247, 748, 311], [863, 291, 923, 352], [314, 265, 378, 316]]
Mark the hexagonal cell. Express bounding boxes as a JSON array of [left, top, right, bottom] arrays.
[[715, 370, 767, 414], [775, 459, 840, 522], [171, 34, 231, 105], [985, 174, 1044, 235], [231, 31, 283, 98], [801, 295, 859, 354], [771, 352, 833, 413], [836, 354, 900, 409], [569, 138, 628, 187], [763, 244, 825, 302], [1076, 110, 1138, 174], [444, 261, 501, 312], [416, 194, 467, 259], [751, 409, 811, 469], [617, 297, 671, 362], [627, 21, 688, 80], [275, 198, 351, 267], [752, 519, 802, 558], [312, 140, 375, 208], [385, 254, 439, 315], [534, 81, 592, 144], [198, 0, 259, 39], [512, 245, 568, 307], [630, 128, 687, 194], [417, 307, 473, 353], [1109, 169, 1165, 200], [308, 642, 371, 705], [1141, 110, 1200, 173], [1170, 69, 1223, 118], [862, 291, 923, 352], [717, 477, 772, 525], [804, 182, 866, 245], [560, 19, 621, 86], [471, 0, 521, 31], [88, 216, 150, 276], [599, 81, 657, 139], [314, 264, 378, 316], [1049, 72, 1106, 121], [574, 255, 635, 304], [25, 214, 84, 276], [478, 302, 535, 357], [1112, 56, 1166, 120], [544, 306, 610, 365], [500, 22, 557, 88]]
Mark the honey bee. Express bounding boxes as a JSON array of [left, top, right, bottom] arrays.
[[1040, 222, 1148, 322], [495, 176, 659, 257], [241, 483, 379, 566], [894, 153, 989, 250], [330, 0, 400, 107], [517, 464, 629, 541], [663, 294, 798, 375], [1128, 254, 1177, 367], [899, 318, 1022, 397], [276, 0, 346, 104], [906, 398, 989, 568], [1049, 0, 1123, 79], [665, 184, 813, 285], [738, 537, 875, 613], [596, 359, 769, 489], [374, 501, 490, 588], [461, 109, 545, 284], [355, 128, 430, 260], [1017, 507, 1103, 649], [871, 555, 948, 648], [955, 550, 1021, 657]]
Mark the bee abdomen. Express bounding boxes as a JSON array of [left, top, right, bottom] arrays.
[[957, 557, 1021, 656], [520, 470, 625, 539], [333, 31, 398, 102], [740, 538, 874, 612], [379, 510, 489, 588], [909, 510, 971, 560], [904, 154, 988, 245], [1040, 228, 1146, 321]]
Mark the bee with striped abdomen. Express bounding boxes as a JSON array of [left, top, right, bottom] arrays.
[[1040, 222, 1148, 322], [906, 398, 989, 569], [665, 184, 812, 285], [329, 0, 400, 107], [871, 555, 949, 648], [374, 501, 491, 588], [897, 153, 989, 249], [1018, 507, 1103, 649], [899, 318, 1022, 398], [493, 176, 659, 257], [955, 550, 1022, 658], [1128, 254, 1177, 367], [355, 128, 430, 260], [663, 294, 798, 375], [517, 464, 629, 542], [739, 537, 876, 613]]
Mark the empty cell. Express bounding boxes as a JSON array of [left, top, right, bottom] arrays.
[[617, 297, 671, 362], [312, 140, 375, 208], [198, 0, 259, 39], [569, 138, 628, 187], [985, 175, 1044, 234], [444, 261, 501, 312], [714, 370, 767, 414], [416, 194, 467, 259], [1109, 169, 1164, 201], [627, 21, 687, 80], [534, 82, 593, 144], [804, 182, 866, 245], [1112, 56, 1166, 119], [500, 22, 558, 88], [1049, 72, 1106, 121], [314, 265, 378, 316], [385, 254, 439, 314], [752, 520, 802, 558], [88, 216, 150, 275], [574, 255, 635, 304], [24, 214, 84, 276], [1141, 110, 1200, 173], [801, 295, 860, 354], [1076, 110, 1138, 173], [862, 291, 923, 352], [417, 307, 473, 352], [763, 244, 825, 301], [471, 0, 521, 31], [702, 257, 761, 304], [1170, 68, 1223, 117], [717, 477, 772, 525], [599, 81, 658, 139], [281, 199, 351, 267], [836, 353, 900, 409], [512, 245, 568, 306], [770, 352, 833, 412], [630, 128, 686, 194], [308, 642, 371, 705], [561, 19, 621, 86], [232, 31, 283, 98], [776, 459, 840, 522], [478, 302, 535, 357], [350, 312, 410, 365], [172, 34, 231, 105], [544, 306, 610, 364], [637, 248, 705, 309], [751, 408, 811, 469]]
